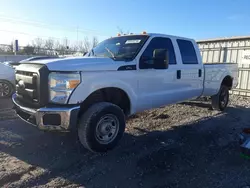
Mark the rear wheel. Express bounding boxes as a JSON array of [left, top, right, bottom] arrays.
[[211, 85, 229, 111], [0, 80, 13, 98], [77, 102, 126, 152]]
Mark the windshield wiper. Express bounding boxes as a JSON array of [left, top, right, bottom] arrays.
[[105, 47, 116, 59], [90, 49, 95, 56]]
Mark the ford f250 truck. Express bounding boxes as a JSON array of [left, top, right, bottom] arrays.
[[12, 33, 238, 152]]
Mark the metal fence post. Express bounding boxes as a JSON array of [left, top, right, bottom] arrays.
[[223, 47, 228, 63], [218, 47, 222, 63]]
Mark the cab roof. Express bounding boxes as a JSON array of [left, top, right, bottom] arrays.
[[112, 33, 194, 42]]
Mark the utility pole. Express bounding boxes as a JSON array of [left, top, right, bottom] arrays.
[[77, 25, 79, 44], [13, 39, 18, 55]]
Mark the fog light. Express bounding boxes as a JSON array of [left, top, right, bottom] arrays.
[[43, 114, 61, 126]]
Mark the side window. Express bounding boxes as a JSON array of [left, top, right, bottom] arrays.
[[139, 37, 176, 69], [177, 39, 198, 64]]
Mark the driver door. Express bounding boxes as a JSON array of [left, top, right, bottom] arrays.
[[136, 37, 186, 112]]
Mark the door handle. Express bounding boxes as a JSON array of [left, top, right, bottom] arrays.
[[177, 70, 181, 79], [198, 69, 202, 77]]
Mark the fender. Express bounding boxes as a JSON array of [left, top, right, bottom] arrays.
[[214, 73, 234, 95], [68, 71, 138, 114]]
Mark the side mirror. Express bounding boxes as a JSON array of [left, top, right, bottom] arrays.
[[153, 49, 169, 69]]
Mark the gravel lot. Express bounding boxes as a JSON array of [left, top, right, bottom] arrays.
[[1, 95, 250, 188]]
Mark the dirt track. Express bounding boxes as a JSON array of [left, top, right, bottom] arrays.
[[1, 96, 250, 188]]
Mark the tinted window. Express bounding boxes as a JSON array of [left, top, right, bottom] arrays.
[[139, 37, 176, 69], [177, 39, 198, 64]]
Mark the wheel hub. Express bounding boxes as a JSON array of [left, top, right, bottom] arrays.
[[0, 82, 10, 97], [95, 114, 119, 144], [99, 123, 112, 135]]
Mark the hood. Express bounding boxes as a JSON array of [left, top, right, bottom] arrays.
[[23, 56, 124, 71]]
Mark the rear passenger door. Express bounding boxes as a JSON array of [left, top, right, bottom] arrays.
[[176, 39, 203, 99]]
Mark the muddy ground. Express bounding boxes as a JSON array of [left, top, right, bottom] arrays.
[[1, 96, 250, 188]]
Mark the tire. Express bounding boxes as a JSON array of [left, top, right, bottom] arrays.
[[0, 80, 14, 98], [78, 102, 126, 153], [211, 85, 229, 111]]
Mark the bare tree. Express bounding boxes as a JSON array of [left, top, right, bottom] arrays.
[[53, 40, 61, 55], [52, 38, 70, 55], [32, 37, 44, 54], [77, 40, 85, 52], [43, 38, 55, 55], [23, 45, 35, 55], [70, 42, 78, 53], [0, 45, 7, 54], [5, 42, 14, 53], [44, 38, 55, 50], [54, 40, 60, 50], [63, 38, 70, 49], [60, 38, 70, 55], [83, 37, 91, 52], [91, 36, 99, 48], [19, 36, 99, 56], [78, 36, 99, 53], [117, 26, 130, 35], [0, 46, 4, 53]]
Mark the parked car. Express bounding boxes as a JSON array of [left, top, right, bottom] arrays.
[[2, 61, 20, 69], [19, 56, 59, 63], [2, 56, 60, 69], [0, 63, 15, 98], [12, 33, 238, 152]]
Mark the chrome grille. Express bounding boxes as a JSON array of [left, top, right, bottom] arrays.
[[16, 70, 38, 102]]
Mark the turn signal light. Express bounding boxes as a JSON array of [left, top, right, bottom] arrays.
[[67, 80, 80, 89]]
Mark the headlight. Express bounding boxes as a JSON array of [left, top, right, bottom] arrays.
[[49, 72, 81, 104]]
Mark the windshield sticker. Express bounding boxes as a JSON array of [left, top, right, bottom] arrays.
[[125, 39, 141, 44]]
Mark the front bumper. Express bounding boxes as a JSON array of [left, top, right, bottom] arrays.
[[12, 94, 80, 132]]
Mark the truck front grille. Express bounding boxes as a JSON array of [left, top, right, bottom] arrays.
[[15, 63, 49, 108], [16, 70, 38, 102]]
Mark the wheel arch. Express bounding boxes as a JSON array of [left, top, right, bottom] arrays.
[[78, 87, 132, 117], [221, 75, 233, 90]]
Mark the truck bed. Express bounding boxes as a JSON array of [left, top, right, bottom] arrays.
[[203, 63, 238, 96]]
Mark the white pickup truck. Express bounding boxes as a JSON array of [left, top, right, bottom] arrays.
[[12, 33, 238, 152]]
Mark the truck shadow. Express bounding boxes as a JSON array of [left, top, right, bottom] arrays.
[[1, 105, 250, 187], [0, 98, 14, 109], [180, 101, 212, 109]]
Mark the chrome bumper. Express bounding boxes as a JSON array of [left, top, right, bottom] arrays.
[[12, 94, 80, 132]]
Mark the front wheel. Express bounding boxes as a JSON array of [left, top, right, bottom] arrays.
[[211, 85, 229, 111], [77, 102, 126, 152], [0, 80, 14, 98]]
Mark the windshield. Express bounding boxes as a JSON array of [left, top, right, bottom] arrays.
[[87, 35, 149, 61]]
